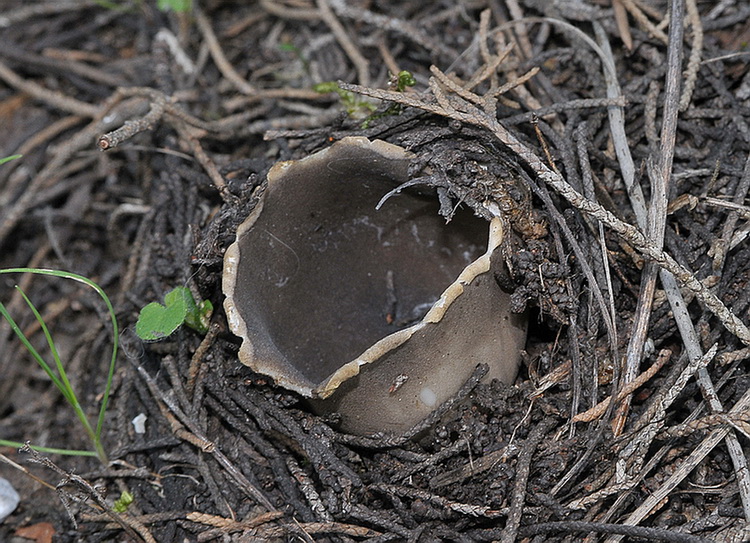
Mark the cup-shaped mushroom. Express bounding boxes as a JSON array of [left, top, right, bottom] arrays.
[[223, 137, 527, 435]]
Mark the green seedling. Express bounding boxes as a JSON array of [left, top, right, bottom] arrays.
[[135, 286, 212, 341], [0, 269, 119, 464], [113, 490, 134, 513], [313, 81, 378, 119], [392, 70, 417, 92], [361, 70, 417, 128]]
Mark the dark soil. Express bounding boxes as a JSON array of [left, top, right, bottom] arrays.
[[1, 1, 749, 542]]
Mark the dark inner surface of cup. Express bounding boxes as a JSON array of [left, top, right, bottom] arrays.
[[233, 145, 488, 385]]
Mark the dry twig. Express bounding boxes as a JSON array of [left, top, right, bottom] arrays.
[[680, 0, 703, 111], [614, 0, 684, 436], [316, 0, 370, 87], [194, 7, 255, 95], [572, 349, 672, 423], [607, 385, 750, 541], [134, 364, 276, 512]]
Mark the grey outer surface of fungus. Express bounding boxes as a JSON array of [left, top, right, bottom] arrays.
[[223, 137, 527, 435]]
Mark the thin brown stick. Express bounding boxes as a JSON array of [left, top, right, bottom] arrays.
[[376, 37, 400, 77], [0, 59, 99, 117], [0, 1, 99, 27], [614, 0, 684, 436], [316, 0, 370, 86], [643, 80, 660, 152], [329, 0, 453, 58], [499, 419, 555, 543], [680, 0, 703, 111], [187, 510, 284, 531], [618, 0, 669, 44], [0, 114, 84, 187], [259, 0, 319, 20], [658, 411, 750, 440], [194, 7, 255, 95], [612, 0, 634, 50], [21, 447, 155, 543], [0, 452, 57, 491], [573, 349, 672, 423], [2, 41, 126, 87], [593, 22, 647, 228], [186, 322, 221, 398], [614, 385, 750, 536], [369, 482, 505, 518], [478, 8, 493, 65], [172, 120, 229, 199], [0, 91, 135, 249], [617, 346, 716, 476], [709, 153, 750, 272], [97, 92, 166, 150], [135, 364, 276, 512], [503, 0, 533, 58]]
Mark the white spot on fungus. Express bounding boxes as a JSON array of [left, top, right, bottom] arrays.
[[419, 387, 437, 408]]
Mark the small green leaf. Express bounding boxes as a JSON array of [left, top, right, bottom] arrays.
[[113, 490, 134, 513], [0, 267, 118, 464], [136, 287, 212, 340], [135, 288, 190, 341]]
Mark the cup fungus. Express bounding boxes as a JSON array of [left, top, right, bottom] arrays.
[[223, 137, 527, 435]]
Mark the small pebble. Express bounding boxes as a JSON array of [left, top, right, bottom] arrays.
[[132, 413, 148, 434], [0, 477, 20, 523]]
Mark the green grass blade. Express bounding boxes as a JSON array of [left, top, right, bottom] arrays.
[[0, 439, 99, 457], [15, 287, 79, 405], [0, 268, 119, 464], [15, 287, 97, 445], [0, 155, 22, 166], [0, 301, 67, 393]]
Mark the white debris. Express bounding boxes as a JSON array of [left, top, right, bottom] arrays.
[[132, 413, 148, 434], [0, 477, 20, 523]]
